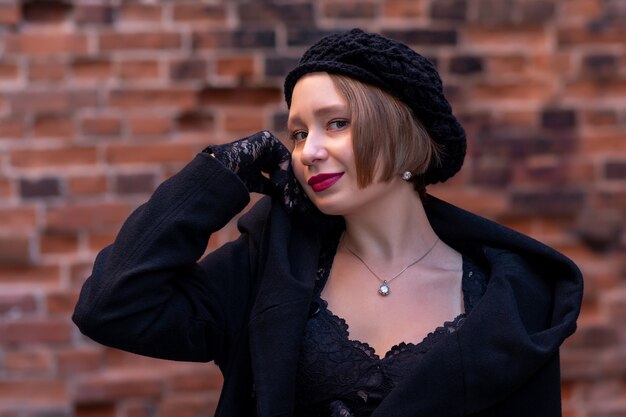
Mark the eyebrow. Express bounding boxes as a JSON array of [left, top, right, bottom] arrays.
[[287, 104, 349, 129]]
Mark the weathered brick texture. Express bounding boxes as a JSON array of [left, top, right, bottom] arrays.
[[0, 1, 624, 416]]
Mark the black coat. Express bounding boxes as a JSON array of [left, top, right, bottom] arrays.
[[73, 153, 584, 417]]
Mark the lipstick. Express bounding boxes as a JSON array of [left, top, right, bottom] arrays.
[[307, 173, 344, 192]]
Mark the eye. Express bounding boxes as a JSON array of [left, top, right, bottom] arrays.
[[290, 130, 308, 142], [328, 119, 350, 130]]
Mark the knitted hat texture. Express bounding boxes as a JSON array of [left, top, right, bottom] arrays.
[[284, 28, 466, 185]]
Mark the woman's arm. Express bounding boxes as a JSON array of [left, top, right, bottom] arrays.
[[73, 153, 253, 363]]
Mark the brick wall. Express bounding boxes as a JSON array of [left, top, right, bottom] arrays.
[[0, 0, 624, 416]]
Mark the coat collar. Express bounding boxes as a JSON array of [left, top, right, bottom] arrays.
[[246, 196, 582, 416], [248, 201, 326, 417]]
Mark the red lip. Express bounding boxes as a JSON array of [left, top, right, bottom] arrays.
[[307, 173, 344, 192]]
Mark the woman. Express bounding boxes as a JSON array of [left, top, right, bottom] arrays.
[[73, 29, 583, 417]]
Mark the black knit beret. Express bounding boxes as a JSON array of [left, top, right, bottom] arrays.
[[284, 28, 466, 185]]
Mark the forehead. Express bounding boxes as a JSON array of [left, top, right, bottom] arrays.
[[290, 73, 346, 110]]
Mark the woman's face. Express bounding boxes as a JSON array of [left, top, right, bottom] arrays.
[[288, 72, 404, 217]]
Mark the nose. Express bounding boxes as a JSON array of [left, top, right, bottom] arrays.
[[298, 131, 327, 166]]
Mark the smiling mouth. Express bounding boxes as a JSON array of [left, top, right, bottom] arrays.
[[307, 173, 344, 192]]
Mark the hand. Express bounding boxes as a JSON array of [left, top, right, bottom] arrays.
[[206, 131, 311, 214], [329, 400, 355, 417]]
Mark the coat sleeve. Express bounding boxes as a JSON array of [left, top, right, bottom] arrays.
[[72, 153, 256, 363]]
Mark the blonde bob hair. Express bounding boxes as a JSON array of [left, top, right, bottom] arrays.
[[329, 74, 441, 198]]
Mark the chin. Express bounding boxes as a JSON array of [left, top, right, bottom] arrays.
[[308, 199, 350, 217]]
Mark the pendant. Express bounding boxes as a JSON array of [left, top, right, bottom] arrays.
[[378, 281, 390, 296]]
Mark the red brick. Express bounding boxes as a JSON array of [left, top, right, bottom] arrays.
[[0, 207, 38, 230], [0, 178, 13, 198], [0, 265, 60, 288], [10, 147, 98, 168], [485, 55, 528, 75], [118, 59, 161, 80], [160, 393, 218, 417], [87, 231, 116, 251], [382, 0, 425, 17], [103, 348, 169, 368], [68, 175, 109, 196], [561, 0, 604, 20], [0, 3, 20, 25], [114, 173, 157, 195], [3, 349, 53, 374], [567, 158, 595, 182], [5, 32, 88, 55], [46, 289, 79, 315], [169, 58, 207, 81], [194, 29, 277, 50], [565, 79, 626, 99], [20, 177, 62, 200], [582, 109, 619, 127], [0, 233, 32, 266], [46, 202, 131, 232], [471, 81, 555, 102], [22, 1, 71, 24], [199, 86, 281, 106], [0, 293, 37, 315], [177, 111, 215, 133], [168, 366, 223, 391], [607, 291, 626, 320], [531, 53, 573, 77], [237, 1, 313, 25], [0, 318, 72, 344], [74, 369, 163, 402], [70, 262, 95, 288], [321, 0, 377, 18], [81, 115, 122, 136], [566, 323, 620, 350], [57, 347, 103, 374], [0, 61, 19, 79], [99, 31, 181, 52], [106, 143, 194, 164], [72, 58, 114, 80], [604, 160, 626, 180], [128, 116, 172, 136], [223, 110, 265, 133], [0, 379, 68, 405], [497, 110, 538, 127], [118, 3, 163, 23], [0, 117, 25, 139], [32, 113, 74, 139], [580, 132, 625, 153], [10, 90, 98, 114], [171, 3, 227, 24], [75, 4, 114, 25], [216, 56, 256, 79], [558, 25, 626, 46], [465, 26, 549, 48], [109, 88, 196, 111], [18, 177, 61, 200], [28, 59, 66, 82], [75, 403, 116, 417], [40, 232, 79, 255], [123, 402, 154, 417]]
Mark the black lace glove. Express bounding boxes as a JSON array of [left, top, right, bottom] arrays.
[[329, 400, 355, 417], [205, 131, 310, 214]]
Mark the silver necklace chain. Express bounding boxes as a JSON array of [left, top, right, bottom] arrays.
[[343, 236, 440, 297]]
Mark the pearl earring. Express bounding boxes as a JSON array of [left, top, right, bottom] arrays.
[[402, 171, 412, 181]]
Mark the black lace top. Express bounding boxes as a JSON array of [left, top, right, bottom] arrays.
[[294, 233, 488, 417]]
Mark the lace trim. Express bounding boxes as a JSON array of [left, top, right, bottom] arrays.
[[320, 298, 466, 361]]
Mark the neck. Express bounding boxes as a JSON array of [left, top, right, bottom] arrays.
[[341, 182, 438, 263]]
